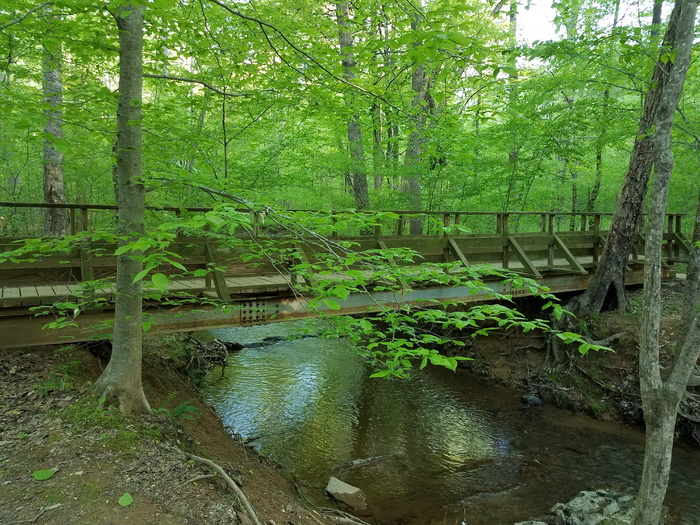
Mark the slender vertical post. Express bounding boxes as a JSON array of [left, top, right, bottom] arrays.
[[593, 215, 601, 264], [253, 212, 260, 238], [501, 213, 509, 269], [81, 207, 89, 232]]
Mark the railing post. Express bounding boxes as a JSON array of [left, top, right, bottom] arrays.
[[397, 215, 404, 236], [253, 212, 260, 238], [581, 214, 587, 232], [501, 213, 509, 269], [374, 224, 381, 241], [665, 214, 674, 261], [593, 215, 601, 264], [548, 213, 555, 234], [70, 208, 76, 235], [81, 207, 89, 232], [540, 213, 546, 233]]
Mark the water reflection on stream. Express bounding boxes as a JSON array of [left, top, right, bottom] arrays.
[[202, 322, 700, 525]]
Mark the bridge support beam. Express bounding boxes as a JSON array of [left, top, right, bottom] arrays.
[[0, 268, 646, 349]]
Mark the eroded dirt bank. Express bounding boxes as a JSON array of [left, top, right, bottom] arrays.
[[0, 336, 340, 525], [450, 282, 699, 445]]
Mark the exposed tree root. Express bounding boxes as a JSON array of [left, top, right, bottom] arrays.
[[8, 504, 61, 525], [186, 453, 262, 525]]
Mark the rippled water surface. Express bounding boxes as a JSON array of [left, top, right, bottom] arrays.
[[202, 322, 700, 525]]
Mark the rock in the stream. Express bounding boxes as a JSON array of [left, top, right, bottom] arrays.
[[515, 489, 637, 525], [325, 476, 367, 510], [522, 393, 542, 406]]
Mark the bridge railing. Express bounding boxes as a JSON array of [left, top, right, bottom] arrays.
[[0, 202, 691, 307], [0, 201, 686, 240]]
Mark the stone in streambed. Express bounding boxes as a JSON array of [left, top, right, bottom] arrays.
[[325, 476, 367, 510], [522, 393, 542, 406]]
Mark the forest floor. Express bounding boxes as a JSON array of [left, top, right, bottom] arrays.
[[0, 278, 697, 525], [0, 336, 343, 525]]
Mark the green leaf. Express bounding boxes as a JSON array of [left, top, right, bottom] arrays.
[[369, 369, 393, 378], [323, 298, 341, 311], [132, 269, 149, 283], [151, 273, 169, 291], [118, 492, 133, 507], [33, 470, 54, 480]]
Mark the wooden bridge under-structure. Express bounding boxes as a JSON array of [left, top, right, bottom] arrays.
[[0, 202, 692, 349]]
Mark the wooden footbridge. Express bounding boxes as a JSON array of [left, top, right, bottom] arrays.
[[0, 202, 691, 348]]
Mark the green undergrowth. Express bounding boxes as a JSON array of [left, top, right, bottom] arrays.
[[58, 395, 166, 457]]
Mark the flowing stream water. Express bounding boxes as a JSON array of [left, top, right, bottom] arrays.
[[201, 322, 700, 525]]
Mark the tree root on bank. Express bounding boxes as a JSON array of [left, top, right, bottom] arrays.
[[679, 391, 700, 423], [184, 452, 262, 525], [573, 363, 619, 394], [184, 335, 241, 377]]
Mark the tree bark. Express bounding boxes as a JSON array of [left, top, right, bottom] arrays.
[[42, 9, 67, 236], [336, 2, 369, 209], [568, 0, 688, 316], [633, 1, 699, 523], [93, 2, 150, 415], [403, 16, 429, 234]]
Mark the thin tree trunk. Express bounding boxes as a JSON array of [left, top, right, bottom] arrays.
[[337, 2, 369, 209], [633, 2, 698, 523], [404, 16, 428, 234], [371, 102, 383, 190], [681, 192, 700, 343], [93, 2, 150, 415], [42, 9, 67, 236], [568, 1, 687, 316], [587, 89, 609, 220]]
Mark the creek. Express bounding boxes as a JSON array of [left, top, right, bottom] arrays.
[[201, 322, 700, 525]]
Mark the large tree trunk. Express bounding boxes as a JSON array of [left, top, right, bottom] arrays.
[[336, 2, 369, 209], [633, 1, 698, 523], [42, 10, 67, 236], [93, 3, 150, 415], [568, 1, 688, 317]]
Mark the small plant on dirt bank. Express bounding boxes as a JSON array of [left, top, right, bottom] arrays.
[[588, 400, 609, 418], [34, 373, 72, 397], [154, 391, 201, 421]]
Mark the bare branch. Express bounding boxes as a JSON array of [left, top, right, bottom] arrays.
[[0, 2, 53, 31], [204, 0, 404, 114], [143, 74, 265, 97]]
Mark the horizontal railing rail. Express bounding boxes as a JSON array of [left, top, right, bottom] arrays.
[[0, 202, 686, 239]]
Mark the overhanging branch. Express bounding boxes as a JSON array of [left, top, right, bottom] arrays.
[[0, 2, 53, 31], [143, 74, 269, 98], [205, 0, 404, 114]]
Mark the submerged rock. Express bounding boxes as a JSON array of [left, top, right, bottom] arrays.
[[325, 476, 367, 510], [522, 393, 542, 406]]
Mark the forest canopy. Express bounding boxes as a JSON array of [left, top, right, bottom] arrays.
[[1, 0, 698, 227]]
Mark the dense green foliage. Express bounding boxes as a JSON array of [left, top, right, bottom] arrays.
[[1, 0, 698, 229]]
